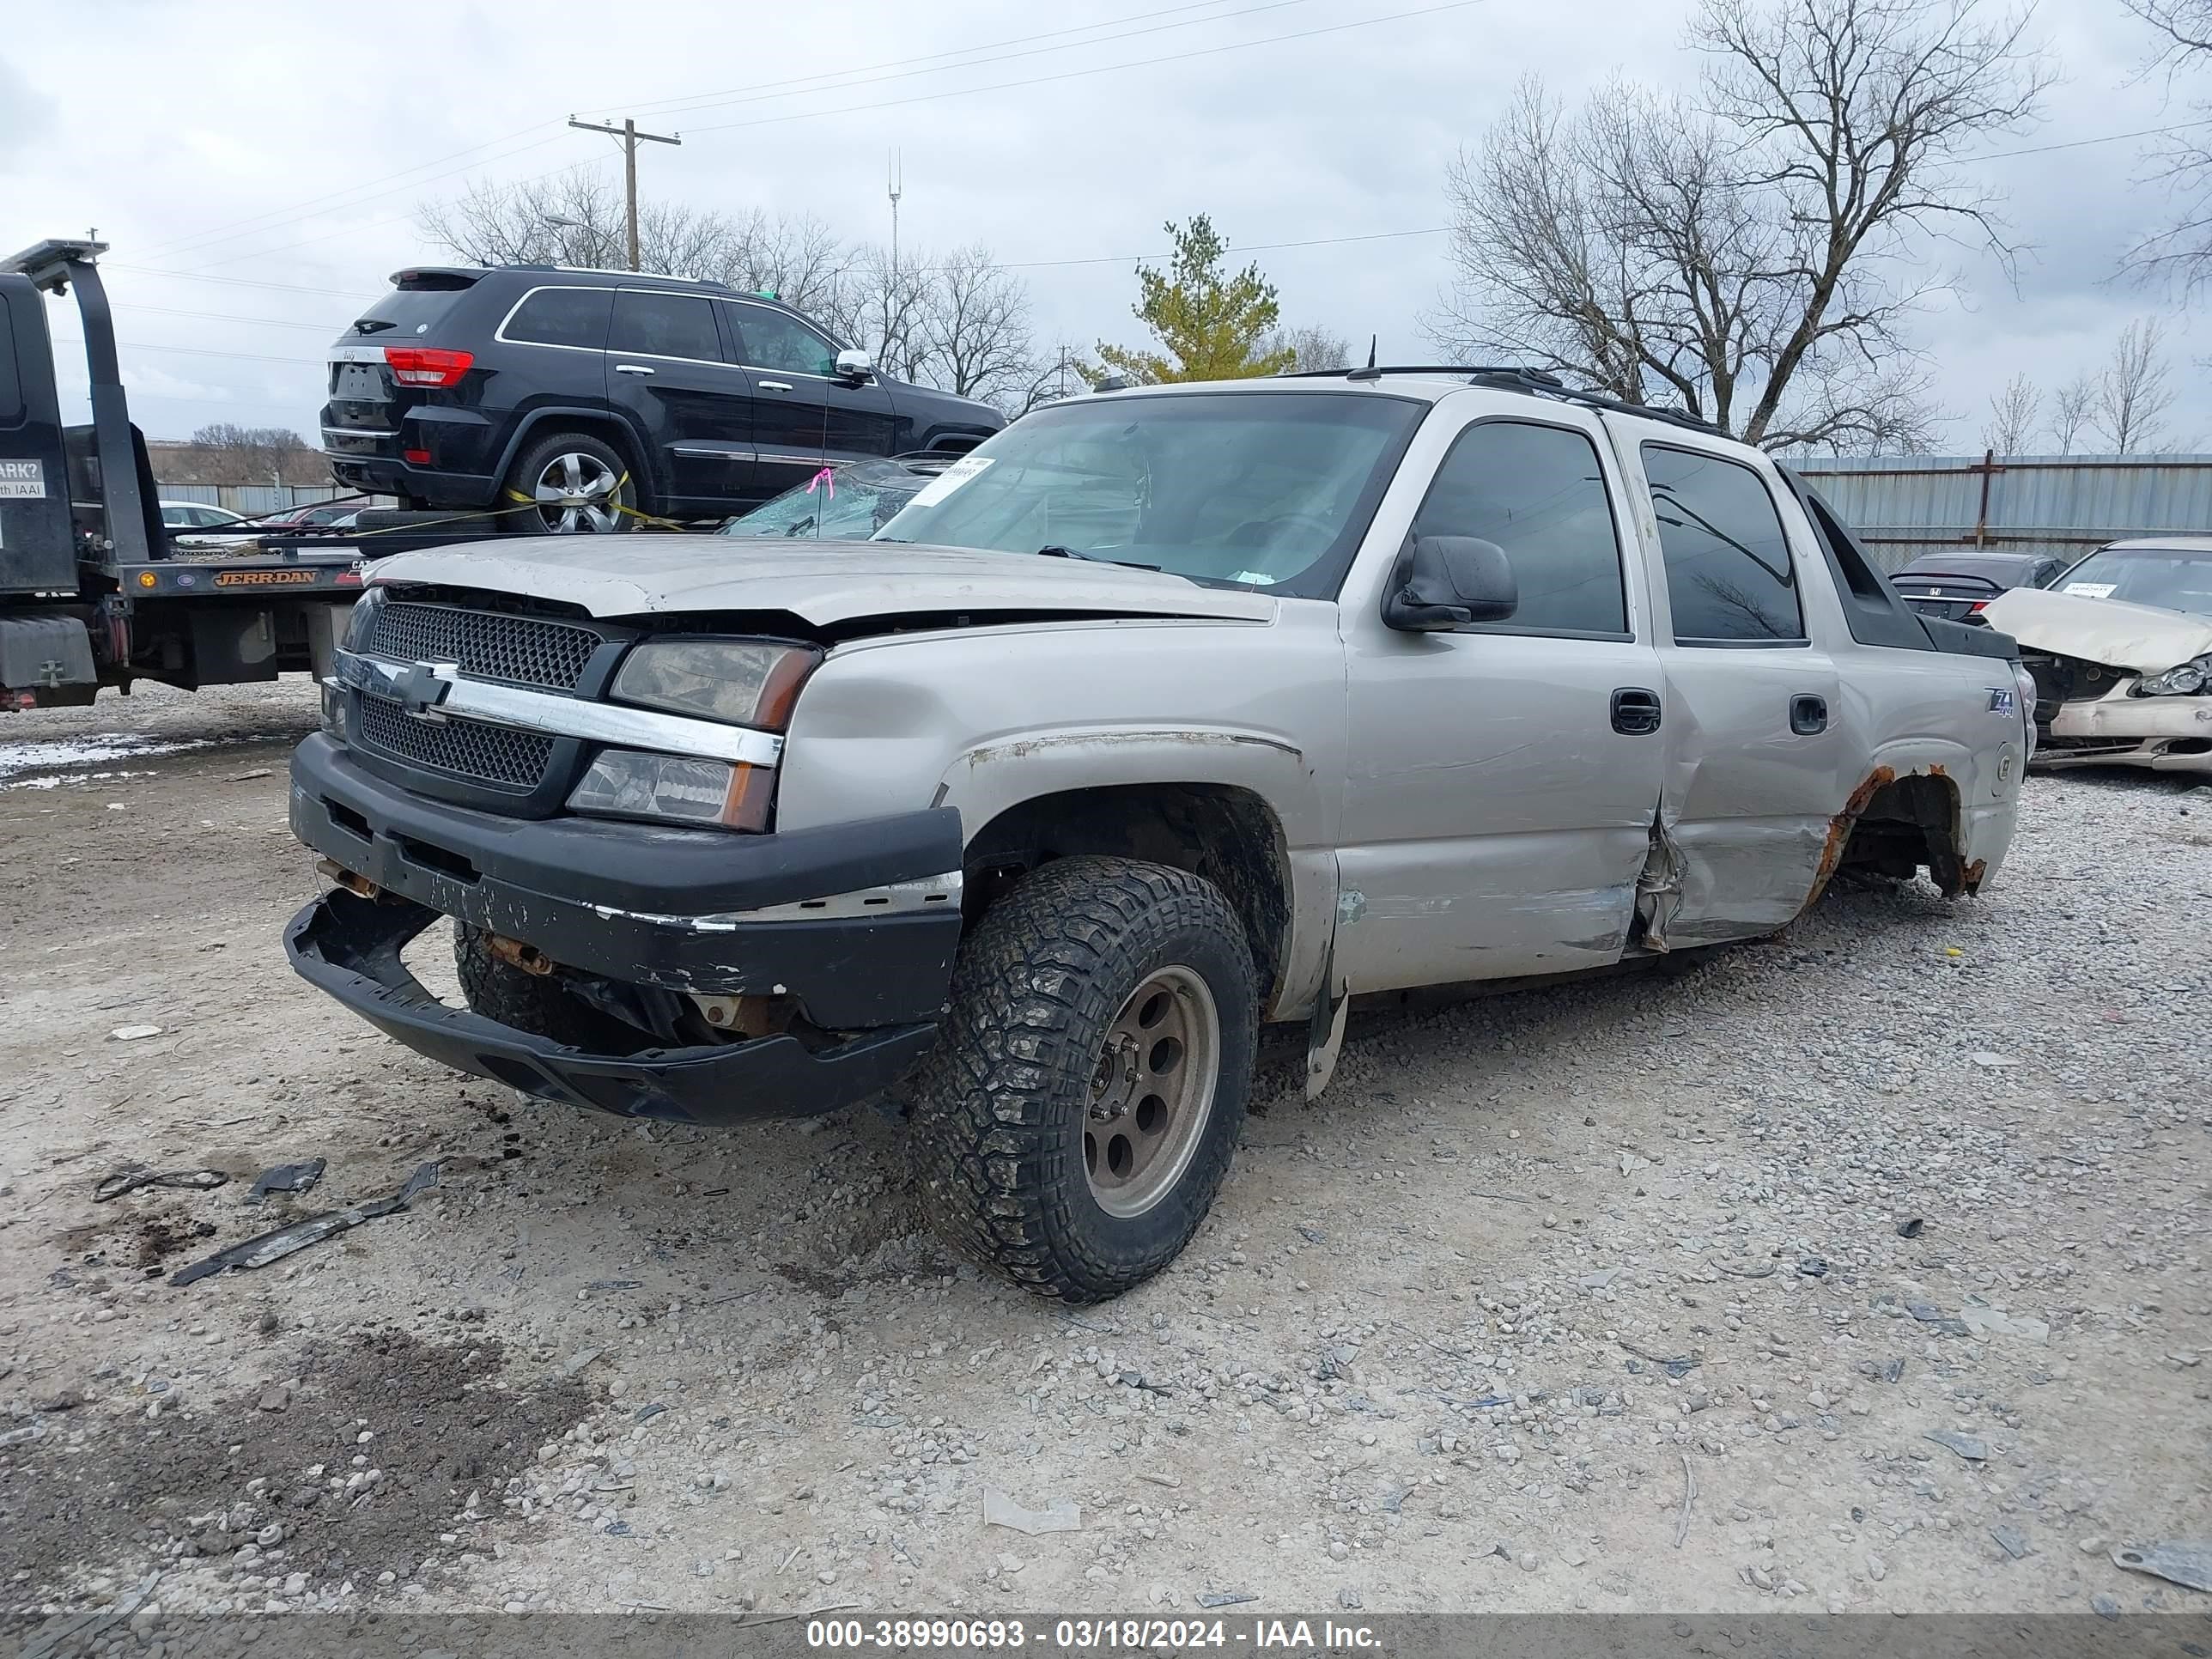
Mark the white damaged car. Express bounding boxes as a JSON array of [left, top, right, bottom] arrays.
[[1984, 537, 2212, 775]]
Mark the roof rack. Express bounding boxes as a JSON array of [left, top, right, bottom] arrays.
[[1290, 362, 1726, 437]]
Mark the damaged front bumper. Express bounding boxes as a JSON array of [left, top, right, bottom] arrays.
[[2035, 682, 2212, 774], [286, 891, 940, 1123], [284, 733, 965, 1122]]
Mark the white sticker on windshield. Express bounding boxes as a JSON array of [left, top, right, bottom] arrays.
[[2063, 581, 2117, 599], [907, 454, 994, 508]]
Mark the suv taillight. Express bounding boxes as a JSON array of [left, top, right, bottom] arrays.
[[383, 346, 474, 387]]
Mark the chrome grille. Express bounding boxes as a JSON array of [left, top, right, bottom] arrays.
[[356, 696, 554, 790], [363, 601, 603, 690]]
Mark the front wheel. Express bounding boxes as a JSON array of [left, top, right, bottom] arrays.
[[908, 856, 1259, 1303]]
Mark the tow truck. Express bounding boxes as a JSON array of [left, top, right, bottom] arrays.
[[0, 238, 366, 708]]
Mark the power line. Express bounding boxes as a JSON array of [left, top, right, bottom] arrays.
[[635, 0, 1315, 122], [134, 124, 562, 261], [52, 337, 325, 366], [107, 266, 377, 300], [134, 1, 1281, 268], [114, 304, 347, 331], [1974, 116, 2212, 161], [623, 0, 1256, 119], [684, 0, 1487, 134]]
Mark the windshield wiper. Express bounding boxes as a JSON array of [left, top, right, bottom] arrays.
[[1036, 544, 1162, 572]]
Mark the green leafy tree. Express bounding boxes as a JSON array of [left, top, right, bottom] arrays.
[[1098, 216, 1296, 383]]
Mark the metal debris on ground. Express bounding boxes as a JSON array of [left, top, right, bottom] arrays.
[[635, 1402, 666, 1423], [93, 1167, 227, 1203], [1197, 1590, 1257, 1609], [168, 1162, 440, 1287], [1924, 1429, 1990, 1462], [981, 1489, 1081, 1535], [1674, 1452, 1697, 1548], [245, 1158, 326, 1205], [1619, 1339, 1698, 1377], [1908, 1302, 1971, 1336], [1960, 1303, 2051, 1345], [19, 1571, 161, 1659], [2112, 1541, 2212, 1593], [1708, 1257, 1775, 1279]]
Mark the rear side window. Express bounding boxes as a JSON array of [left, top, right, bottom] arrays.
[[503, 288, 613, 350], [609, 290, 723, 362], [1412, 419, 1628, 635], [730, 306, 839, 376], [1644, 444, 1805, 644]]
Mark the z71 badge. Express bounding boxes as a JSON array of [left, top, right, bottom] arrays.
[[1988, 689, 2017, 715]]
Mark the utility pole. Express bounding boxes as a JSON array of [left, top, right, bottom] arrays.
[[568, 114, 681, 271]]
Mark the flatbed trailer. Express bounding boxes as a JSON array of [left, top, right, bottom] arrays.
[[0, 237, 373, 708]]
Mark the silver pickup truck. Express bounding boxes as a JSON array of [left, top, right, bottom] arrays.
[[285, 368, 2033, 1302]]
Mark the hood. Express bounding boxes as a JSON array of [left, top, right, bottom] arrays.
[[368, 536, 1277, 627], [1979, 586, 2212, 674]]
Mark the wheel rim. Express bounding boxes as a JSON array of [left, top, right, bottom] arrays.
[[1083, 964, 1219, 1219], [529, 452, 623, 532]]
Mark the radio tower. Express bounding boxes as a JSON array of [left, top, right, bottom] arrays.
[[887, 149, 904, 274]]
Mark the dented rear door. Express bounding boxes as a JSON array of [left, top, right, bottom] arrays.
[[1627, 438, 1852, 945]]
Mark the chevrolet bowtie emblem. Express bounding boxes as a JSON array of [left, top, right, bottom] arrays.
[[395, 660, 457, 720]]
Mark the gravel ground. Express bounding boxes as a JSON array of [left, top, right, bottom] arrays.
[[0, 681, 2207, 1631]]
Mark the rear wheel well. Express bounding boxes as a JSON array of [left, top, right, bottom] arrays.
[[964, 785, 1291, 1012], [1837, 770, 1975, 895], [507, 415, 652, 509]]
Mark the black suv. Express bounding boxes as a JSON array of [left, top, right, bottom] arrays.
[[321, 266, 1004, 532]]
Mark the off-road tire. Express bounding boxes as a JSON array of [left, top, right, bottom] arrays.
[[453, 925, 635, 1048], [908, 856, 1259, 1303], [500, 431, 638, 534]]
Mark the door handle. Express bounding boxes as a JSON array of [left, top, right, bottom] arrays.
[[1610, 687, 1662, 736], [1790, 693, 1828, 735], [614, 363, 655, 376], [757, 380, 793, 392]]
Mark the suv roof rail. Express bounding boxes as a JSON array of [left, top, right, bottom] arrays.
[[1289, 362, 1728, 437], [1463, 368, 1728, 436], [499, 263, 732, 289], [1283, 363, 1546, 381]]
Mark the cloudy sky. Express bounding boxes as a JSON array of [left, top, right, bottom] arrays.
[[3, 0, 2205, 453]]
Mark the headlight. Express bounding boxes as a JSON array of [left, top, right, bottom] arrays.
[[319, 681, 349, 742], [568, 749, 774, 831], [341, 585, 386, 651], [2133, 653, 2210, 696], [611, 639, 822, 730]]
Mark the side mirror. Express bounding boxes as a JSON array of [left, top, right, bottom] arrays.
[[1382, 535, 1517, 632], [834, 348, 875, 383]]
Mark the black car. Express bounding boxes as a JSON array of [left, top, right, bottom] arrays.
[[320, 266, 1003, 532], [1889, 550, 2069, 624]]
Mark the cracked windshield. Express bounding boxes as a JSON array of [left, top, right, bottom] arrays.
[[873, 391, 1419, 592]]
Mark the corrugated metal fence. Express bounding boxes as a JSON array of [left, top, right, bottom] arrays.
[[155, 483, 362, 514], [1792, 453, 2212, 573]]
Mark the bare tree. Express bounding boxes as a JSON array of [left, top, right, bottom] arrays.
[[1982, 373, 2041, 454], [186, 423, 317, 484], [920, 244, 1037, 408], [2091, 318, 2176, 453], [2118, 0, 2212, 295], [709, 210, 852, 317], [1430, 0, 2051, 450], [2050, 374, 2096, 454], [419, 169, 728, 276], [1259, 325, 1352, 372]]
